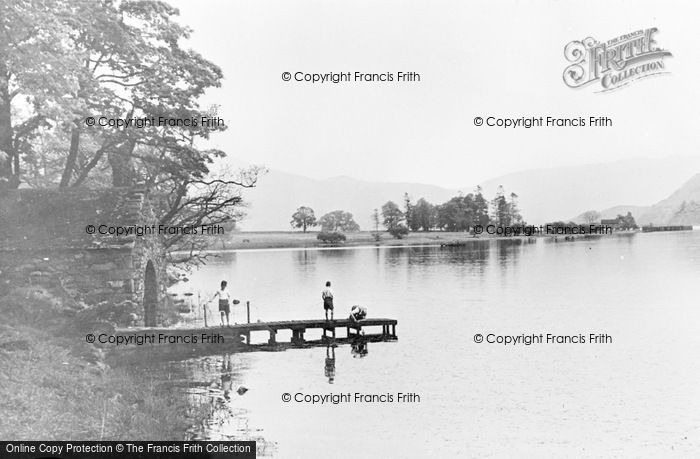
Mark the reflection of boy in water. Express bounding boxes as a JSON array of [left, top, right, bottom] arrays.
[[324, 345, 336, 384], [351, 340, 369, 358], [221, 354, 233, 400]]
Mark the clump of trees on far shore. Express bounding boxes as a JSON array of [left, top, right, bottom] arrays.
[[290, 207, 359, 243], [380, 186, 523, 238], [291, 207, 359, 233], [547, 212, 638, 231], [290, 185, 525, 240]]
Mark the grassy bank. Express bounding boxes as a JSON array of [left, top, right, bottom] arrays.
[[0, 287, 206, 439], [209, 230, 502, 251]]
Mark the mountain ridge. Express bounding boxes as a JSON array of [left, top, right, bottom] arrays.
[[223, 156, 700, 230]]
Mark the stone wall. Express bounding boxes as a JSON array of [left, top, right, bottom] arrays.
[[0, 245, 167, 325], [0, 248, 135, 304], [0, 187, 169, 326]]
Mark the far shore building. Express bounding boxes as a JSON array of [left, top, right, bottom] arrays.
[[0, 187, 167, 326], [600, 218, 622, 230]]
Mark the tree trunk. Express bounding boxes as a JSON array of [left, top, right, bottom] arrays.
[[59, 127, 80, 187], [0, 59, 18, 189], [108, 139, 137, 186]]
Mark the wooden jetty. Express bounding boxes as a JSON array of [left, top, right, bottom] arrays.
[[642, 225, 693, 233], [114, 317, 398, 347]]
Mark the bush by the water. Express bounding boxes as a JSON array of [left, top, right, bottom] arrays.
[[317, 231, 347, 243], [389, 224, 409, 239]]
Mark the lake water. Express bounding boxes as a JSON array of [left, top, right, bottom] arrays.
[[152, 232, 700, 457]]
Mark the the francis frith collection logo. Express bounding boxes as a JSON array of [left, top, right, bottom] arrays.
[[563, 28, 672, 92]]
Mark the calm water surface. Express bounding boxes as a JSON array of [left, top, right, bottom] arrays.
[[152, 232, 700, 457]]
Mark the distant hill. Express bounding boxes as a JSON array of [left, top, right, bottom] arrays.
[[574, 173, 700, 225], [475, 156, 700, 225], [639, 173, 700, 225], [224, 156, 700, 230]]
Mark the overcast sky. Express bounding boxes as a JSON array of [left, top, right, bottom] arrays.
[[170, 0, 699, 188]]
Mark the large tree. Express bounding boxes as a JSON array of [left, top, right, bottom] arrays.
[[619, 212, 638, 230], [381, 201, 403, 230], [473, 186, 490, 226], [59, 0, 226, 189], [491, 185, 510, 226], [1, 1, 263, 265], [381, 200, 409, 238], [403, 192, 413, 231], [319, 210, 360, 232], [437, 195, 472, 231], [582, 210, 601, 224], [0, 0, 83, 189], [1, 1, 235, 189], [412, 198, 436, 231], [508, 192, 523, 225], [290, 206, 317, 232]]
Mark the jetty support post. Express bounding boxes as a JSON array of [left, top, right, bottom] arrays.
[[203, 300, 208, 328], [291, 328, 306, 345], [347, 324, 360, 337], [323, 323, 336, 340], [268, 329, 277, 345]]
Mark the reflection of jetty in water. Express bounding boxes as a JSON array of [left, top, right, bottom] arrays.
[[112, 318, 396, 362], [110, 332, 390, 366], [351, 338, 369, 359], [323, 337, 370, 384], [325, 344, 336, 383], [109, 320, 394, 365]]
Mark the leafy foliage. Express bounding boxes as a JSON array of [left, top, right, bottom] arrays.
[[0, 1, 264, 265], [614, 212, 638, 230], [319, 210, 360, 232], [290, 206, 317, 232], [410, 198, 435, 231], [317, 231, 347, 243], [389, 224, 409, 239], [581, 210, 601, 224], [381, 201, 403, 229], [383, 185, 522, 233]]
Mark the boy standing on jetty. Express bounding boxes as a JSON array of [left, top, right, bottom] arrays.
[[322, 281, 334, 321], [211, 280, 232, 327]]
